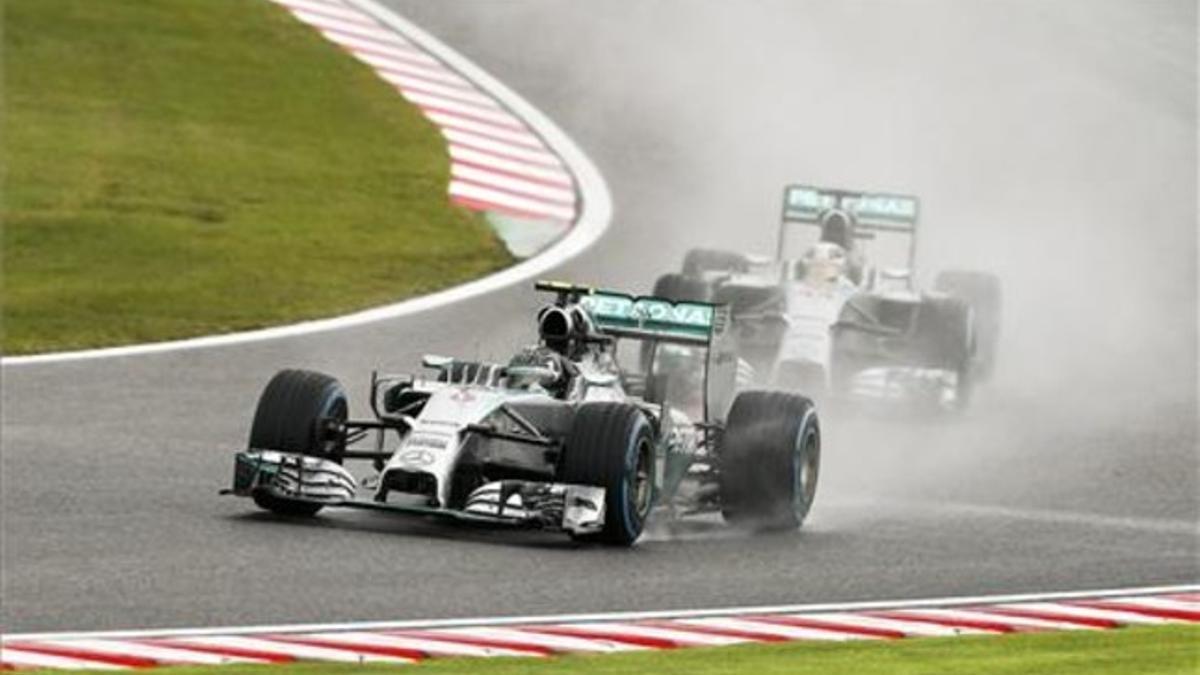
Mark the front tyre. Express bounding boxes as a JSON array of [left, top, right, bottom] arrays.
[[720, 390, 820, 531], [247, 369, 349, 516], [917, 297, 975, 411], [560, 403, 656, 546]]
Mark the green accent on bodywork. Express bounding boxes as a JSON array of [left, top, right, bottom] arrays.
[[581, 292, 714, 339], [844, 194, 919, 223], [784, 185, 918, 224], [784, 185, 841, 219], [233, 451, 279, 492]]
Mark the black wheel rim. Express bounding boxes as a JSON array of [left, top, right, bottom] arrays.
[[318, 394, 348, 459]]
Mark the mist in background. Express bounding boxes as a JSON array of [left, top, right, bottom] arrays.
[[393, 0, 1196, 521]]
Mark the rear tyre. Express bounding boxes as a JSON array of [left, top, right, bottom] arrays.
[[935, 270, 1002, 379], [560, 403, 656, 546], [720, 390, 820, 530], [248, 369, 349, 516], [916, 297, 975, 410], [683, 248, 749, 277]]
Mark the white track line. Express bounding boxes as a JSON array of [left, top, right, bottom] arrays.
[[434, 627, 635, 653], [6, 585, 1195, 643], [932, 500, 1199, 535], [381, 74, 497, 105], [1106, 597, 1200, 612], [333, 36, 444, 69], [557, 622, 747, 647], [1001, 602, 1172, 625], [300, 631, 535, 658], [674, 617, 867, 641], [355, 51, 468, 85], [6, 591, 1198, 671], [0, 0, 610, 367]]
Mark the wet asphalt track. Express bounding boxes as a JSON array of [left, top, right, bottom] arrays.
[[2, 0, 1196, 633]]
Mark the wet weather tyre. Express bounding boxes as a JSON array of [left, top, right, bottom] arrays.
[[683, 248, 749, 277], [935, 269, 1002, 379], [248, 369, 349, 517], [916, 297, 975, 410], [560, 403, 656, 546], [720, 390, 820, 530]]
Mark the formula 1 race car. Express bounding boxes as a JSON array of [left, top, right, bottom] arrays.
[[649, 184, 1001, 412], [223, 281, 821, 546]]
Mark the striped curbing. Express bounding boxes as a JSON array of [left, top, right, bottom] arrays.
[[2, 587, 1197, 669], [271, 0, 579, 225]]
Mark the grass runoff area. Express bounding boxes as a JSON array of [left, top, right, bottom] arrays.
[[2, 0, 512, 355], [23, 625, 1200, 674]]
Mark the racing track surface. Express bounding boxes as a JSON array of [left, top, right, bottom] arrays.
[[2, 0, 1196, 633]]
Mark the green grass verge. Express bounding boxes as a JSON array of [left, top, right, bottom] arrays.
[[23, 625, 1200, 675], [2, 0, 512, 355]]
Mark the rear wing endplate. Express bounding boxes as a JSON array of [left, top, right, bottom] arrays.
[[782, 184, 919, 230], [778, 183, 921, 268], [535, 281, 739, 422]]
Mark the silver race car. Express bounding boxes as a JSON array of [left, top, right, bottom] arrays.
[[651, 185, 1001, 412], [224, 281, 821, 546]]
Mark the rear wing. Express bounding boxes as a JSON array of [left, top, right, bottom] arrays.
[[778, 184, 920, 263], [534, 281, 739, 422], [535, 280, 724, 346], [582, 292, 721, 346]]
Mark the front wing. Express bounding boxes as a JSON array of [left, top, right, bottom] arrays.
[[224, 450, 606, 535]]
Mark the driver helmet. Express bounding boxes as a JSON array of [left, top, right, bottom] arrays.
[[801, 241, 849, 284], [537, 305, 575, 356], [537, 303, 598, 360], [819, 209, 854, 250]]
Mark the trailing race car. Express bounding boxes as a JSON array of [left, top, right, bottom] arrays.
[[649, 184, 1001, 411], [223, 281, 821, 546]]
